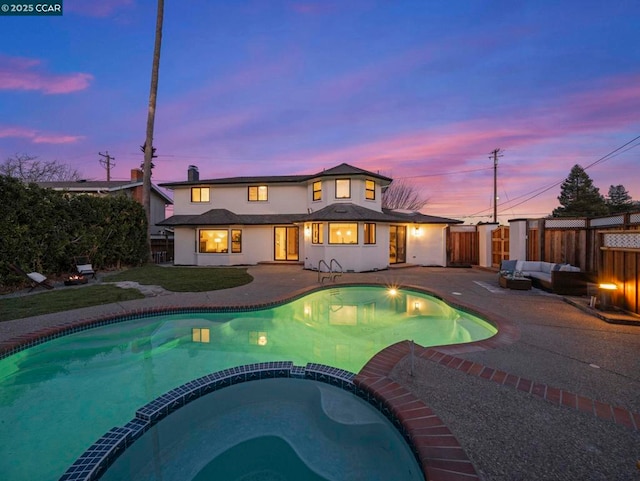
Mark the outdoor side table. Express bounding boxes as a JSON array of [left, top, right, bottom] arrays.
[[499, 275, 532, 290]]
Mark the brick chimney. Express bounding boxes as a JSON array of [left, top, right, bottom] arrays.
[[131, 168, 144, 182], [188, 165, 199, 182]]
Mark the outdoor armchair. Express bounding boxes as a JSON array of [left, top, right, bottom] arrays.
[[74, 256, 96, 279], [9, 263, 55, 291]]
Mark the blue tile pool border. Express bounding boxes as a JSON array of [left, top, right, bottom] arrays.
[[59, 362, 386, 481]]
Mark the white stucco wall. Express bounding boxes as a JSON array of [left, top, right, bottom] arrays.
[[173, 227, 197, 265], [406, 224, 448, 266], [508, 219, 528, 261], [172, 184, 308, 216], [477, 223, 499, 268]]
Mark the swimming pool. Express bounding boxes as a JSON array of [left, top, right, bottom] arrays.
[[0, 286, 496, 481]]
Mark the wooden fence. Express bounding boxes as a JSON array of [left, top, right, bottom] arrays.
[[446, 225, 478, 267], [525, 212, 640, 314]]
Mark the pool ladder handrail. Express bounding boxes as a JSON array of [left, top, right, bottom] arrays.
[[317, 258, 343, 283]]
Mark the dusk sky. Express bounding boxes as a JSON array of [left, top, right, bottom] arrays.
[[2, 0, 639, 223]]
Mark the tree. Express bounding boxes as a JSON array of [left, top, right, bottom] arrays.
[[605, 185, 635, 213], [552, 164, 608, 217], [142, 0, 164, 258], [382, 178, 429, 211], [0, 154, 81, 182]]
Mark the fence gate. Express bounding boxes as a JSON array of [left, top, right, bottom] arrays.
[[447, 226, 479, 267], [491, 226, 509, 267]]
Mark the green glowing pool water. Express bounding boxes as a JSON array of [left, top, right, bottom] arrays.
[[0, 286, 496, 481]]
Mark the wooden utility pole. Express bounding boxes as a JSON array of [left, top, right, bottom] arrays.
[[98, 151, 115, 181], [490, 148, 503, 222]]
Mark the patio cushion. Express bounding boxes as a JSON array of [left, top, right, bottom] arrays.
[[27, 272, 46, 283], [501, 260, 517, 272]]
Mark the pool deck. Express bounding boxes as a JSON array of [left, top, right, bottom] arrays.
[[1, 265, 639, 480]]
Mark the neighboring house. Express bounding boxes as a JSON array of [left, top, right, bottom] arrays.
[[38, 168, 173, 239], [159, 163, 462, 272]]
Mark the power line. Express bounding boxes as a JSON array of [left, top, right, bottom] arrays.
[[467, 135, 640, 217]]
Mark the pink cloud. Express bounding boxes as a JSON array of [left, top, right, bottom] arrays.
[[0, 55, 93, 94], [0, 126, 84, 144], [65, 0, 134, 17]]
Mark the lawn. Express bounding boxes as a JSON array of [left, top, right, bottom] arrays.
[[0, 265, 253, 322], [103, 265, 253, 292]]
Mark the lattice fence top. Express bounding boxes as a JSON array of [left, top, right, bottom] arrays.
[[545, 218, 587, 228], [631, 212, 640, 224], [527, 219, 539, 229], [450, 225, 477, 232], [602, 232, 640, 249], [590, 215, 625, 227]]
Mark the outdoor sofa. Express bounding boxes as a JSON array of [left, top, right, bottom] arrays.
[[501, 260, 593, 296]]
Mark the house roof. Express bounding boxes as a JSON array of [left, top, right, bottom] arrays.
[[38, 180, 174, 204], [382, 208, 463, 224], [308, 163, 392, 183], [159, 163, 392, 188], [160, 204, 461, 226], [159, 209, 308, 226], [304, 203, 397, 222]]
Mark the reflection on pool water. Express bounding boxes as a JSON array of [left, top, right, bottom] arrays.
[[0, 286, 496, 481], [100, 378, 424, 481]]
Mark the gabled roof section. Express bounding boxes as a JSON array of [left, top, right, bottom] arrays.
[[159, 209, 307, 226], [304, 203, 398, 222], [311, 163, 392, 184], [159, 163, 392, 189], [38, 180, 174, 204], [382, 208, 463, 224]]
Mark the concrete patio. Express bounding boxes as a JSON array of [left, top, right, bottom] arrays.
[[1, 265, 638, 480]]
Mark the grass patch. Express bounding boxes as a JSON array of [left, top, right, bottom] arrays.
[[0, 285, 145, 322], [104, 265, 253, 292], [0, 265, 254, 322]]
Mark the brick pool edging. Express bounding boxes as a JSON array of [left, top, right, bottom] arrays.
[[421, 348, 640, 432]]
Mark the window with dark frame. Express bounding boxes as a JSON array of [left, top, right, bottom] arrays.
[[191, 187, 210, 203], [329, 222, 358, 244], [364, 223, 376, 244], [312, 223, 323, 244], [248, 185, 268, 201], [199, 229, 228, 253], [365, 180, 375, 200], [313, 181, 322, 201], [231, 229, 242, 253], [335, 179, 350, 199]]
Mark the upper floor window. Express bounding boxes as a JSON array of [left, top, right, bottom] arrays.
[[248, 185, 268, 202], [365, 180, 375, 200], [312, 223, 323, 244], [335, 179, 350, 199], [191, 187, 210, 203], [364, 223, 376, 244], [329, 222, 357, 244], [313, 181, 322, 201]]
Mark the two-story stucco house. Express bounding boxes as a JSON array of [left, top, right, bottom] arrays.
[[159, 163, 462, 272]]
